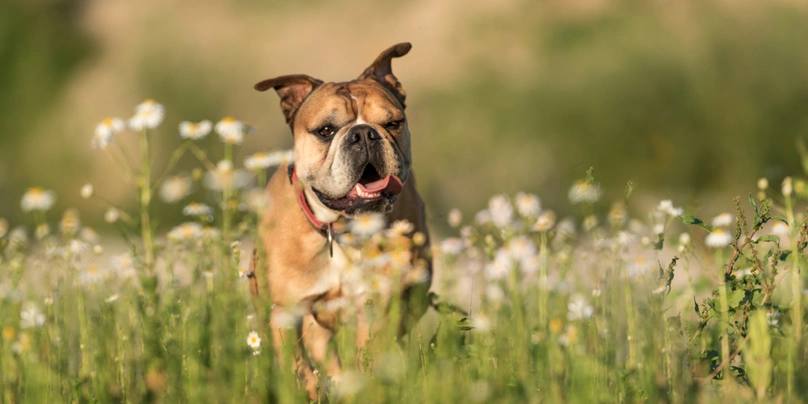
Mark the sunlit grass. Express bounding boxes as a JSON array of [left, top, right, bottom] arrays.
[[1, 100, 808, 402]]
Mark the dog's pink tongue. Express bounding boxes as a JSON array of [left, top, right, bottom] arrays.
[[352, 175, 403, 195]]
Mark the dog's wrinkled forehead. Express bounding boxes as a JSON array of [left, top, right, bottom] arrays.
[[292, 81, 404, 133], [255, 42, 411, 130]]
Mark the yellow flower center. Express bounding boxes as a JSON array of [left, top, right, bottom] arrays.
[[221, 117, 236, 123], [87, 265, 99, 274], [27, 187, 44, 196], [102, 117, 114, 126]]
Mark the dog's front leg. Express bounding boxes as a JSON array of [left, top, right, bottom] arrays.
[[270, 307, 320, 399]]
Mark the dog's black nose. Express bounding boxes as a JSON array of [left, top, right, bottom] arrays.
[[347, 124, 381, 145]]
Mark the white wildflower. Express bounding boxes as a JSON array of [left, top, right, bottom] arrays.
[[179, 120, 212, 140], [243, 188, 268, 214], [711, 213, 734, 228], [182, 202, 213, 218], [508, 236, 536, 261], [349, 214, 385, 237], [448, 208, 463, 228], [474, 209, 491, 225], [657, 200, 683, 216], [515, 192, 541, 217], [568, 180, 600, 204], [80, 184, 94, 199], [168, 222, 203, 242], [705, 228, 733, 248], [93, 117, 125, 149], [782, 177, 793, 197], [159, 175, 192, 203], [128, 100, 165, 130], [488, 194, 514, 228], [484, 248, 513, 280], [247, 331, 262, 350], [21, 188, 55, 212], [772, 221, 790, 237], [534, 210, 556, 231], [104, 207, 120, 223], [388, 219, 414, 236], [440, 238, 464, 255], [757, 177, 769, 190], [19, 304, 45, 329], [567, 294, 593, 321], [203, 160, 251, 191], [215, 117, 245, 145]]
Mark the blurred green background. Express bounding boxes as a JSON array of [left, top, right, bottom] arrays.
[[2, 0, 808, 232]]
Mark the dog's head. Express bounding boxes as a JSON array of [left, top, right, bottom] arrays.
[[255, 43, 413, 217]]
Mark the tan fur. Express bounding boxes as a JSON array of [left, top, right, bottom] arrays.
[[253, 43, 431, 399]]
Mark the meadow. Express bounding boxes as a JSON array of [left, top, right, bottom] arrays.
[[1, 100, 807, 403]]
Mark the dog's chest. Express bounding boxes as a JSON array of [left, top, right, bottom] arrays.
[[301, 241, 362, 300]]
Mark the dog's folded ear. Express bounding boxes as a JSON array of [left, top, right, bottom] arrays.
[[255, 74, 323, 124], [359, 42, 411, 108]]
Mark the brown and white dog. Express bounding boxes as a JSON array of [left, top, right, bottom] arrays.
[[251, 43, 431, 397]]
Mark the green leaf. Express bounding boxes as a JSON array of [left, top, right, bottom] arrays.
[[748, 193, 757, 210], [625, 181, 634, 203], [679, 214, 715, 232], [457, 317, 474, 331], [694, 298, 700, 315], [728, 289, 746, 309], [585, 166, 596, 185], [653, 234, 664, 250], [751, 290, 764, 307], [754, 235, 780, 245], [780, 250, 793, 261]]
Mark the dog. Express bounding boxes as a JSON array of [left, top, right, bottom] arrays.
[[251, 42, 432, 398]]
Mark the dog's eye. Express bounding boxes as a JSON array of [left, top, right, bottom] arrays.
[[317, 126, 336, 137], [384, 120, 403, 131]]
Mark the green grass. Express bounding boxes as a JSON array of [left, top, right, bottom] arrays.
[[2, 103, 808, 403]]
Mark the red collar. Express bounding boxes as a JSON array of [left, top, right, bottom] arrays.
[[288, 165, 336, 256], [288, 165, 329, 232]]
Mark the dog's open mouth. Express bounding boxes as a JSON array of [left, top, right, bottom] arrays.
[[349, 164, 403, 200], [312, 164, 403, 213]]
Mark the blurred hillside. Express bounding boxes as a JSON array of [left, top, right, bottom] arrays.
[[2, 0, 808, 233]]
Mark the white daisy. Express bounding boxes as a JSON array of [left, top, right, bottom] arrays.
[[488, 194, 514, 228], [243, 188, 268, 214], [567, 294, 593, 321], [772, 221, 790, 237], [80, 227, 99, 243], [474, 209, 491, 225], [21, 188, 56, 212], [515, 192, 541, 217], [705, 228, 733, 248], [448, 208, 462, 228], [388, 219, 414, 236], [679, 232, 691, 246], [159, 175, 192, 203], [179, 120, 212, 140], [104, 207, 120, 223], [711, 213, 734, 228], [128, 100, 165, 130], [80, 184, 94, 199], [568, 180, 601, 204], [508, 236, 536, 261], [168, 222, 203, 242], [201, 226, 222, 240], [267, 150, 294, 166], [440, 238, 464, 255], [244, 152, 274, 171], [182, 202, 213, 218], [484, 248, 513, 280], [657, 200, 683, 217], [626, 255, 652, 278], [782, 177, 793, 197], [534, 210, 556, 231], [93, 117, 124, 149], [80, 264, 108, 286], [583, 215, 598, 232], [105, 294, 120, 303], [19, 303, 45, 329], [350, 214, 385, 237], [203, 160, 251, 191], [757, 178, 769, 190], [246, 331, 261, 350], [215, 117, 245, 145]]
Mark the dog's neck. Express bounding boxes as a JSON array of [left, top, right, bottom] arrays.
[[302, 187, 341, 224]]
